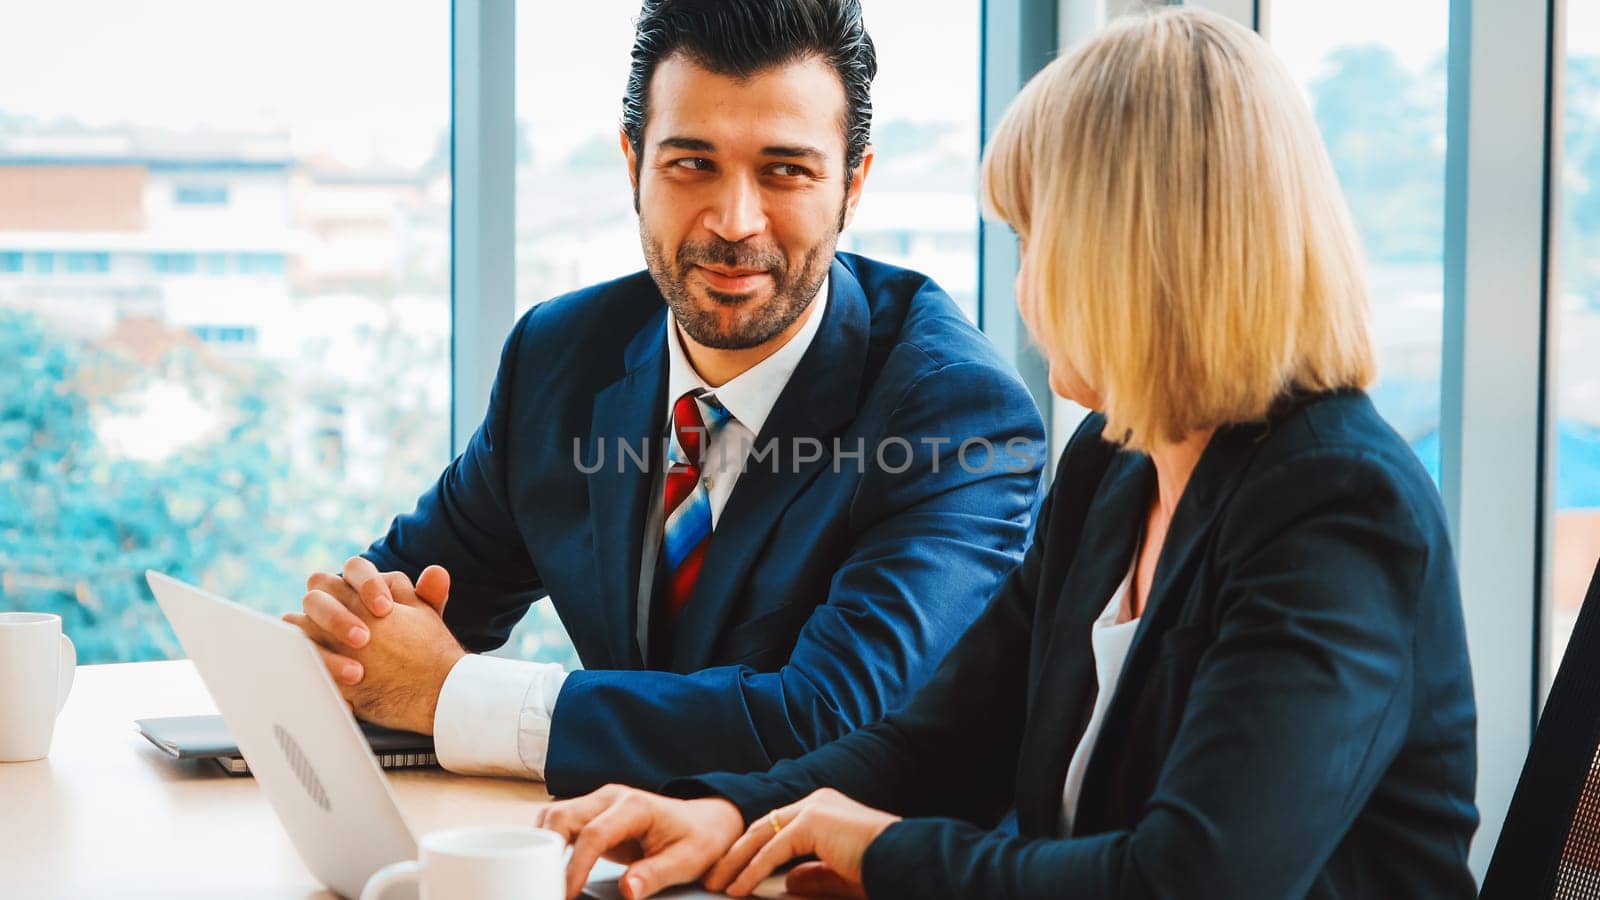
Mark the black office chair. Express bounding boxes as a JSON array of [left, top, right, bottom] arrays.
[[1481, 557, 1600, 898]]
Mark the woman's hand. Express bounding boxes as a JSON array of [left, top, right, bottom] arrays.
[[534, 785, 743, 900], [703, 788, 901, 898]]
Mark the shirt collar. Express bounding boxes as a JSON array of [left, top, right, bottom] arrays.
[[663, 275, 829, 438]]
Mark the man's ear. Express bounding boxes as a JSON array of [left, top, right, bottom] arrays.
[[620, 129, 641, 197], [839, 145, 875, 232]]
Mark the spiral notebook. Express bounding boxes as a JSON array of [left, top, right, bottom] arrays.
[[135, 714, 437, 776]]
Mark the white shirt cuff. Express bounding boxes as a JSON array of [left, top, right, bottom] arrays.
[[432, 654, 568, 781]]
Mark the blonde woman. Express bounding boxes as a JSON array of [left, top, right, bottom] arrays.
[[538, 9, 1477, 899]]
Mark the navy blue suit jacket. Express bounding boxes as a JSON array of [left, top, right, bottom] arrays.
[[365, 253, 1047, 796], [673, 391, 1479, 898]]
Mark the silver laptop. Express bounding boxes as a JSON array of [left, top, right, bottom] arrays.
[[147, 571, 731, 899]]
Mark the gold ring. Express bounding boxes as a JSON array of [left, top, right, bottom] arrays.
[[768, 810, 783, 836]]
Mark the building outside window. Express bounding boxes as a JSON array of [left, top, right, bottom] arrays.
[[0, 0, 451, 663]]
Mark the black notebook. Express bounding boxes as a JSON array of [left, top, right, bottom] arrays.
[[136, 714, 437, 776]]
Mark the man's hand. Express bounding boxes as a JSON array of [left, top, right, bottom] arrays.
[[283, 557, 462, 734], [535, 785, 744, 900]]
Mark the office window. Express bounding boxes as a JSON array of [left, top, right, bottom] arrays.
[[514, 0, 641, 321], [1271, 1, 1449, 479], [0, 0, 450, 663], [838, 0, 980, 320], [237, 252, 287, 276], [1549, 2, 1600, 673], [173, 184, 229, 206], [63, 252, 110, 274], [150, 252, 198, 275], [190, 324, 258, 345]]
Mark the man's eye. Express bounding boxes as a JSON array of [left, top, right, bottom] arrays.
[[673, 157, 712, 171], [770, 164, 809, 177]]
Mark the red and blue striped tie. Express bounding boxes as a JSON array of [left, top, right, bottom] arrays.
[[661, 389, 732, 620]]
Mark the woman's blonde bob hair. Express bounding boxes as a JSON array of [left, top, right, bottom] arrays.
[[982, 8, 1376, 452]]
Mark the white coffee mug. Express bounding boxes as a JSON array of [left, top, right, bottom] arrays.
[[362, 825, 565, 900], [0, 612, 76, 763]]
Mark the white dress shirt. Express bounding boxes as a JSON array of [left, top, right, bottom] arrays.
[[431, 279, 830, 779], [1057, 559, 1142, 837]]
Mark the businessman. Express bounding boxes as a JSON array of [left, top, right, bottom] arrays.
[[286, 0, 1046, 798]]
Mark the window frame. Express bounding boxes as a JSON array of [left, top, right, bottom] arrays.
[[981, 0, 1061, 444], [451, 0, 517, 455]]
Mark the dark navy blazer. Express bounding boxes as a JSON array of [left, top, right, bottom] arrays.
[[364, 253, 1047, 797], [674, 391, 1479, 899]]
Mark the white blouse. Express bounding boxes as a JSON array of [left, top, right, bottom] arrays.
[[1057, 562, 1142, 837]]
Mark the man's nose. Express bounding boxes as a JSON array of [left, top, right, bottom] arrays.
[[702, 173, 767, 243]]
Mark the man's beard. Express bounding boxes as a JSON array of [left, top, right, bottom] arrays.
[[642, 227, 836, 351]]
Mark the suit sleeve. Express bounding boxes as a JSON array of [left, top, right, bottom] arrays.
[[363, 311, 545, 652], [656, 412, 1098, 824], [661, 476, 1055, 825], [858, 450, 1435, 900], [543, 359, 1048, 797]]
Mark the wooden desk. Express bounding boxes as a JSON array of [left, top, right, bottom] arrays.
[[0, 661, 783, 899]]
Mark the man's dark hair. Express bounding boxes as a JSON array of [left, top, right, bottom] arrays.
[[622, 0, 877, 184]]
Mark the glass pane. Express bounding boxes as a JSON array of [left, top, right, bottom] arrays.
[[509, 0, 982, 664], [841, 0, 981, 320], [515, 1, 642, 319], [0, 1, 451, 662], [1269, 1, 1450, 480], [1550, 3, 1600, 673]]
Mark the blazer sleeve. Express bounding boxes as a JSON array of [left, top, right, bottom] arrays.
[[362, 311, 545, 651], [543, 359, 1047, 797], [659, 495, 1048, 825], [657, 413, 1108, 824], [859, 449, 1437, 900]]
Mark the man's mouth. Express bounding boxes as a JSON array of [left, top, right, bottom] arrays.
[[694, 265, 772, 294]]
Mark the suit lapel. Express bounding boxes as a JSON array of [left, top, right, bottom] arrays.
[[669, 259, 869, 672], [1015, 451, 1154, 835], [586, 305, 669, 669], [1071, 421, 1268, 834]]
